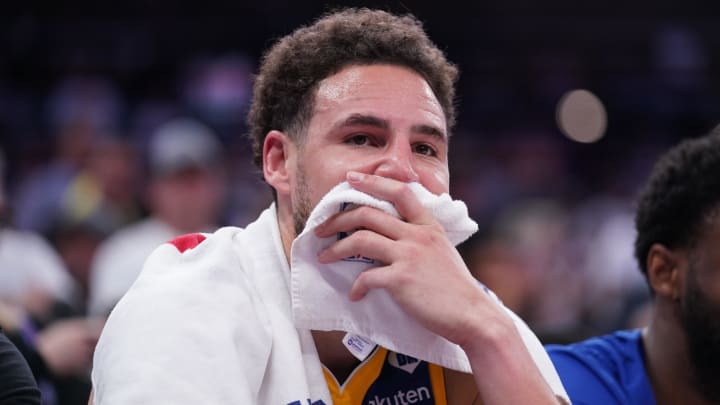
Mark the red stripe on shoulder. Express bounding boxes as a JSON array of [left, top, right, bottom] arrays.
[[168, 233, 207, 253]]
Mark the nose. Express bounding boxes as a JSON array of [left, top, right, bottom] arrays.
[[373, 141, 420, 183]]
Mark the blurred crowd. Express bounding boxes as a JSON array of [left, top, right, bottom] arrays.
[[0, 57, 273, 404], [1, 12, 719, 405]]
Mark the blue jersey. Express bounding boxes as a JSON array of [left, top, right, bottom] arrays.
[[545, 329, 655, 405]]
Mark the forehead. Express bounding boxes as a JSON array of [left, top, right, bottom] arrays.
[[311, 64, 446, 131]]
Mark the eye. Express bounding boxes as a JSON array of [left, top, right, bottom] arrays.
[[413, 143, 437, 157], [345, 134, 374, 146]]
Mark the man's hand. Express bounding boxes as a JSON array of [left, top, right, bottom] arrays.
[[0, 300, 26, 331], [315, 171, 559, 404], [36, 317, 105, 377], [314, 172, 501, 349]]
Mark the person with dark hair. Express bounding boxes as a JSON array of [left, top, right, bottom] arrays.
[[546, 126, 720, 404], [91, 8, 568, 404], [0, 147, 102, 405], [88, 117, 225, 317], [0, 329, 41, 405]]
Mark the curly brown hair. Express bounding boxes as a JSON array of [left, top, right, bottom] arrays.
[[247, 7, 459, 169]]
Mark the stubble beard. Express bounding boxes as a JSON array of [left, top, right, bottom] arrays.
[[292, 161, 313, 238], [680, 261, 720, 402]]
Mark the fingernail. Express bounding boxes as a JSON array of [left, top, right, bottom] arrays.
[[347, 171, 364, 182]]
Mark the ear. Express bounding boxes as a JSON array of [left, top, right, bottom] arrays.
[[646, 243, 684, 300], [263, 130, 294, 197]]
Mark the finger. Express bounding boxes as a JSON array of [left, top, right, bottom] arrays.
[[348, 265, 393, 300], [314, 204, 409, 240], [346, 171, 433, 224], [317, 229, 395, 264]]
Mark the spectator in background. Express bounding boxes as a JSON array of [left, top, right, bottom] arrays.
[[12, 76, 125, 237], [546, 126, 720, 404], [47, 223, 107, 317], [459, 198, 592, 341], [55, 136, 141, 237], [561, 195, 649, 338], [459, 199, 570, 321], [2, 315, 103, 405], [12, 131, 141, 244], [460, 231, 533, 317], [0, 147, 104, 405], [11, 118, 96, 236], [0, 148, 80, 313], [88, 117, 225, 316]]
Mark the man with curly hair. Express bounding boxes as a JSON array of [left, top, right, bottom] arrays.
[[546, 126, 720, 404], [91, 8, 568, 404]]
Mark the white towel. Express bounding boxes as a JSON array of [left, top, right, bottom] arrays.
[[290, 181, 479, 372]]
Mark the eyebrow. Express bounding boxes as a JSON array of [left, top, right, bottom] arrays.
[[336, 114, 389, 131], [335, 113, 447, 141], [410, 124, 446, 141]]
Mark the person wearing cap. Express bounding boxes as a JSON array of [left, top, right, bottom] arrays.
[[87, 117, 226, 316]]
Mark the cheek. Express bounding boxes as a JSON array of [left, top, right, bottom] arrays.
[[420, 166, 450, 195], [303, 152, 359, 187], [697, 275, 720, 304]]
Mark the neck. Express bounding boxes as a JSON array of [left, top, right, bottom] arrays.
[[644, 303, 713, 405], [274, 203, 360, 382], [275, 201, 296, 263], [312, 330, 361, 384]]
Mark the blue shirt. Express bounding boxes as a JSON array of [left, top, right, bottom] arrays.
[[545, 329, 655, 405]]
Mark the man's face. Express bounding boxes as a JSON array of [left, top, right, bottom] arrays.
[[289, 64, 450, 235], [151, 167, 224, 232], [680, 216, 720, 401]]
